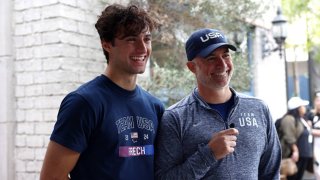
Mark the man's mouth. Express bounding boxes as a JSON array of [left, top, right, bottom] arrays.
[[211, 71, 228, 78], [131, 56, 146, 61]]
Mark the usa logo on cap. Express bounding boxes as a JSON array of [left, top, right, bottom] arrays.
[[185, 28, 237, 61]]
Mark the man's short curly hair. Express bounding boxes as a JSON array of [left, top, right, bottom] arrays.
[[95, 4, 159, 62]]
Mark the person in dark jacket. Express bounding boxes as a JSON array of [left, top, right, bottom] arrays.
[[306, 92, 320, 179]]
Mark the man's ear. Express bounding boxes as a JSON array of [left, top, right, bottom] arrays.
[[101, 41, 112, 52], [186, 61, 196, 73]]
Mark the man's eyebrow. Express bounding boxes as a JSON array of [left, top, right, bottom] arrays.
[[123, 32, 152, 38], [206, 49, 230, 58], [118, 34, 137, 39]]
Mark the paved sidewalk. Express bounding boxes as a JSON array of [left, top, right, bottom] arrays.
[[303, 170, 316, 180]]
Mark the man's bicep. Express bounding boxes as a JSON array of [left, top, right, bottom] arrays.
[[40, 140, 80, 180]]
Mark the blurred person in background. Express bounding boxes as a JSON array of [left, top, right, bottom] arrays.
[[280, 96, 312, 180], [306, 91, 320, 180]]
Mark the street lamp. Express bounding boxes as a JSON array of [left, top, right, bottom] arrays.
[[271, 6, 289, 102], [272, 7, 287, 58]]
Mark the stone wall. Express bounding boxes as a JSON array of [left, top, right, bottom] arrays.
[[10, 0, 108, 179]]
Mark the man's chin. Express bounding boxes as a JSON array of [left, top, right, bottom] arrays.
[[137, 70, 146, 74]]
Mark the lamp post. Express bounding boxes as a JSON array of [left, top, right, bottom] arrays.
[[272, 6, 289, 102], [272, 7, 287, 58]]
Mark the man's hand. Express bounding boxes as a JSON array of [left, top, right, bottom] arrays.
[[208, 128, 239, 160]]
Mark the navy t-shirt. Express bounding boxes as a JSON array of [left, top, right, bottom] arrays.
[[208, 94, 235, 121], [50, 75, 164, 180]]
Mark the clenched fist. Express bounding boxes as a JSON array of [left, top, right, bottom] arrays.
[[208, 128, 239, 160]]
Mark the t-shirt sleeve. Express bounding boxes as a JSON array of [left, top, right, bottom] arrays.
[[50, 93, 96, 153]]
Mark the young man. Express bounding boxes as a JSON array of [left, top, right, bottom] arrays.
[[155, 28, 281, 179], [40, 4, 164, 180]]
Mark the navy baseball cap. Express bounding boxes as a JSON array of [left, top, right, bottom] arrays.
[[185, 28, 237, 61]]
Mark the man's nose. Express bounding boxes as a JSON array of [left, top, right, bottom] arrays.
[[135, 39, 147, 52], [215, 57, 226, 67]]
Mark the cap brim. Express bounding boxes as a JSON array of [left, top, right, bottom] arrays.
[[288, 100, 309, 110], [198, 43, 237, 58]]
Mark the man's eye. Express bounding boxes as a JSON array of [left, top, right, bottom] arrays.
[[144, 35, 152, 42], [223, 54, 231, 58]]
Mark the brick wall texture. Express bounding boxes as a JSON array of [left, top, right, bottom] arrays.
[[12, 0, 109, 179]]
